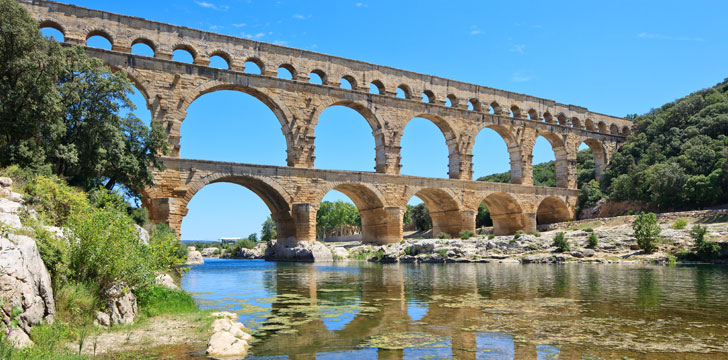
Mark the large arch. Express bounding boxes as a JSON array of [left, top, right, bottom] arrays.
[[400, 114, 458, 179], [471, 125, 522, 183], [533, 132, 569, 188], [482, 192, 526, 235], [181, 174, 295, 241], [578, 138, 607, 181], [536, 196, 571, 225], [407, 188, 463, 237], [316, 183, 394, 244]]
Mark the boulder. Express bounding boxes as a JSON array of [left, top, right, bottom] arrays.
[[264, 239, 333, 262], [135, 225, 149, 245], [186, 250, 204, 265], [0, 177, 11, 198], [154, 273, 179, 290], [206, 331, 249, 359], [331, 247, 349, 260], [0, 197, 23, 228], [201, 247, 219, 257], [408, 240, 436, 255], [583, 249, 596, 257], [0, 234, 56, 347], [99, 284, 138, 326]]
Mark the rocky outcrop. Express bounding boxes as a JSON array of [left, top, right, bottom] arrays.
[[206, 311, 251, 359], [233, 243, 266, 259], [154, 273, 179, 290], [96, 284, 138, 327], [201, 247, 219, 257], [264, 239, 333, 262], [0, 234, 56, 348], [186, 246, 204, 265]]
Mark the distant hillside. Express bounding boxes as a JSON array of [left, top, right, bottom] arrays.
[[477, 148, 596, 189]]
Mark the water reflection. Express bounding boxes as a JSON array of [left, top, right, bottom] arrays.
[[182, 260, 728, 359]]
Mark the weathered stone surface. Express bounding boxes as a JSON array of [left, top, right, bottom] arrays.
[[331, 247, 349, 260], [154, 273, 179, 290], [135, 224, 149, 245], [186, 250, 204, 265], [0, 234, 55, 345], [206, 331, 248, 359], [264, 240, 333, 262], [201, 247, 218, 257], [100, 285, 138, 326]]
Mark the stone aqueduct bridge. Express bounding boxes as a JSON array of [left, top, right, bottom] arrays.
[[22, 0, 632, 244]]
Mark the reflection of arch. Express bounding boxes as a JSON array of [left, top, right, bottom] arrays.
[[536, 196, 571, 225], [39, 19, 65, 35], [535, 132, 569, 188], [482, 192, 525, 235], [183, 174, 294, 240], [86, 29, 113, 45]]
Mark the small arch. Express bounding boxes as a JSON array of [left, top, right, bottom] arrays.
[[610, 124, 620, 135], [208, 50, 232, 69], [468, 99, 481, 111], [482, 192, 525, 235], [584, 119, 596, 131], [622, 126, 631, 136], [536, 196, 571, 225], [422, 90, 436, 104], [445, 94, 458, 107], [86, 29, 113, 46], [556, 113, 568, 126], [131, 38, 155, 57], [340, 75, 357, 90], [244, 58, 264, 74], [490, 101, 501, 115], [543, 112, 553, 123], [527, 109, 539, 120], [571, 117, 582, 129], [39, 20, 65, 41], [310, 69, 327, 85], [396, 84, 411, 99], [369, 80, 385, 95], [597, 121, 608, 133], [277, 64, 295, 79], [510, 105, 522, 118]]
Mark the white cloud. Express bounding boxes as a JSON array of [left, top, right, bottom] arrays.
[[241, 32, 266, 39], [194, 1, 229, 11], [274, 40, 288, 45], [638, 32, 704, 42], [512, 72, 531, 82], [209, 25, 223, 31], [355, 2, 367, 7], [232, 23, 246, 28], [292, 14, 310, 20], [470, 25, 481, 35], [509, 44, 525, 54]]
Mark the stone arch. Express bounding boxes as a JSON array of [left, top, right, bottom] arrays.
[[446, 94, 458, 107], [585, 118, 596, 131], [86, 28, 114, 45], [534, 132, 569, 188], [468, 98, 481, 111], [313, 100, 383, 134], [597, 121, 607, 133], [401, 114, 460, 178], [397, 84, 412, 99], [610, 123, 619, 135], [543, 112, 554, 123], [510, 105, 522, 118], [470, 124, 523, 183], [208, 50, 232, 69], [172, 44, 197, 61], [422, 90, 436, 104], [340, 74, 358, 90], [527, 109, 539, 120], [482, 192, 526, 235], [489, 101, 502, 114], [310, 69, 328, 85], [556, 113, 568, 126], [244, 57, 265, 74], [536, 196, 571, 225], [317, 182, 392, 244], [277, 63, 297, 79], [579, 138, 607, 180], [622, 125, 631, 136], [369, 80, 386, 95], [571, 117, 582, 129], [408, 188, 462, 237], [103, 65, 153, 111], [182, 173, 295, 240], [38, 19, 65, 36], [131, 37, 156, 55]]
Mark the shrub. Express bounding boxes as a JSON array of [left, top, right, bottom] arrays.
[[552, 232, 570, 252], [148, 223, 187, 271], [31, 223, 70, 284], [633, 212, 661, 253], [584, 228, 594, 233], [691, 225, 720, 260], [129, 207, 149, 227], [437, 232, 452, 239], [460, 230, 475, 240], [24, 176, 89, 227], [671, 218, 688, 230], [587, 233, 599, 248], [488, 234, 495, 240], [530, 231, 541, 237], [513, 230, 524, 239], [436, 249, 449, 257]]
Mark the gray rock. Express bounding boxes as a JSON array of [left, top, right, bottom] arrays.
[[264, 239, 333, 262], [95, 311, 111, 327], [186, 250, 204, 265], [571, 250, 584, 258], [100, 284, 137, 326], [0, 177, 11, 188], [0, 212, 21, 228], [331, 247, 349, 260], [583, 249, 596, 257], [201, 247, 219, 257], [134, 225, 149, 245], [236, 247, 263, 259], [154, 273, 179, 290], [0, 234, 55, 346], [408, 240, 436, 255]]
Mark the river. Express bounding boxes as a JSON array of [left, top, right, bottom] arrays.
[[181, 259, 728, 359]]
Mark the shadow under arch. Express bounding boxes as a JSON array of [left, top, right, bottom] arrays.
[[182, 174, 295, 240], [536, 196, 571, 225], [534, 132, 569, 188], [408, 187, 462, 237], [482, 192, 526, 235], [317, 182, 391, 244]]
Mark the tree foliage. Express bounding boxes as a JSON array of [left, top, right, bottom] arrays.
[[316, 200, 361, 238], [477, 148, 596, 189], [0, 0, 168, 198], [407, 203, 432, 231], [261, 216, 277, 242], [633, 212, 661, 253]]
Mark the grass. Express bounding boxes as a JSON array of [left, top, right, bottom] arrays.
[[135, 285, 199, 318], [671, 218, 687, 230]]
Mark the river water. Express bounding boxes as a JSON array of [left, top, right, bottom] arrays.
[[181, 259, 728, 359]]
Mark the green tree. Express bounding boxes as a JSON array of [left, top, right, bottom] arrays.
[[633, 212, 661, 253], [316, 200, 361, 238], [476, 203, 492, 227], [248, 233, 258, 242], [410, 203, 432, 231], [261, 216, 277, 242]]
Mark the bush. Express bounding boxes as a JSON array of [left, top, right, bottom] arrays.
[[488, 234, 495, 240], [437, 232, 451, 239], [552, 232, 570, 252], [584, 228, 594, 233], [513, 230, 524, 239], [128, 207, 149, 227], [691, 225, 720, 260], [24, 176, 89, 227], [587, 233, 599, 248], [459, 230, 474, 239], [671, 218, 688, 230], [148, 223, 187, 271], [633, 212, 661, 253], [530, 231, 541, 237]]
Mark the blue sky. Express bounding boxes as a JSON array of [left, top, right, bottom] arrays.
[[42, 1, 728, 240]]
